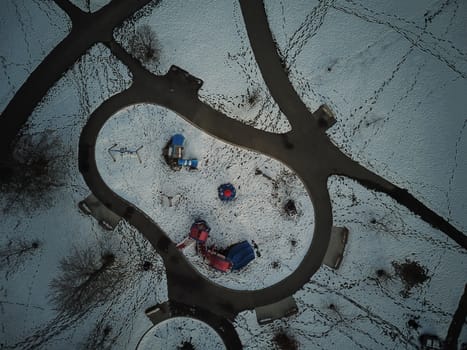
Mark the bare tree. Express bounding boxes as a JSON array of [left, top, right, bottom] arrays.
[[0, 130, 65, 214], [273, 329, 298, 350], [7, 221, 166, 349], [128, 24, 160, 67], [0, 239, 41, 277], [81, 320, 114, 350], [49, 221, 166, 316], [49, 247, 127, 315]]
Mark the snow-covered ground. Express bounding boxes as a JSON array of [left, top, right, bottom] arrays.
[[137, 317, 225, 350], [265, 0, 467, 232], [114, 0, 291, 133], [235, 176, 466, 349], [1, 0, 467, 348], [95, 103, 315, 290], [1, 43, 167, 349], [0, 0, 71, 111]]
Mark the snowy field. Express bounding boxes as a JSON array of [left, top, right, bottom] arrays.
[[137, 317, 225, 350], [265, 0, 467, 232], [0, 0, 71, 112], [1, 0, 466, 349], [1, 43, 167, 349], [235, 176, 466, 349], [95, 103, 315, 290], [114, 0, 292, 133]]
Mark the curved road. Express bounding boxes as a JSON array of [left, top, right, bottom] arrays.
[[80, 39, 334, 317], [238, 0, 467, 250], [138, 301, 243, 349], [0, 0, 155, 156]]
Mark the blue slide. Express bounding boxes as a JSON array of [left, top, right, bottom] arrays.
[[226, 241, 255, 270]]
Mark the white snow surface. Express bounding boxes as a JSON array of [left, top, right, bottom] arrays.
[[265, 0, 467, 232], [70, 0, 111, 13], [95, 103, 315, 290], [114, 0, 292, 133], [235, 176, 466, 349], [1, 44, 167, 350], [137, 317, 225, 350], [0, 0, 71, 112], [1, 0, 467, 348]]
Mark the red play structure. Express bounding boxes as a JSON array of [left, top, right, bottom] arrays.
[[177, 220, 255, 273]]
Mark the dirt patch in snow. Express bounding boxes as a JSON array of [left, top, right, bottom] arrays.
[[392, 259, 429, 297]]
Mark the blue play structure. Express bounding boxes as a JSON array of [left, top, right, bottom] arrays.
[[171, 134, 185, 146], [167, 134, 198, 169], [226, 241, 255, 270], [218, 183, 236, 201], [170, 134, 185, 159], [178, 158, 198, 168]]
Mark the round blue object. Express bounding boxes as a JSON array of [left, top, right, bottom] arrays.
[[218, 183, 236, 201]]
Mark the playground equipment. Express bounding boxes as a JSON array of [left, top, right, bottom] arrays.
[[177, 220, 255, 273], [225, 241, 256, 271], [205, 251, 233, 272], [200, 241, 255, 273], [108, 144, 143, 163], [165, 134, 198, 170], [168, 134, 184, 159], [178, 158, 198, 168], [218, 183, 236, 201], [176, 220, 210, 250]]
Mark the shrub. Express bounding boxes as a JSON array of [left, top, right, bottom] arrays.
[[392, 259, 429, 297], [273, 330, 298, 350], [128, 24, 160, 66], [246, 88, 260, 107]]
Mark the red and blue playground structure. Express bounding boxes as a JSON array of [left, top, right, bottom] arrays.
[[169, 133, 254, 272], [177, 220, 255, 273]]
